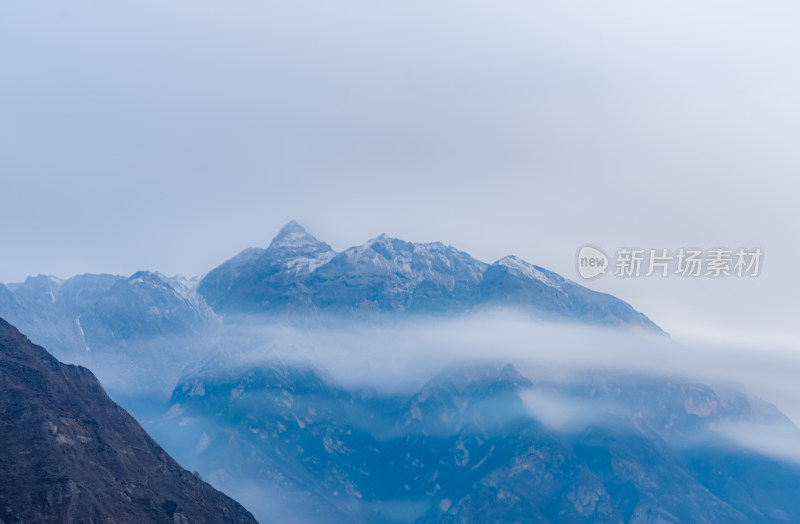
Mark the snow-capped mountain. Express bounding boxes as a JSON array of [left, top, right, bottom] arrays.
[[0, 270, 215, 356], [479, 255, 657, 329], [197, 220, 337, 314], [198, 221, 662, 331], [0, 221, 663, 357], [306, 233, 488, 314]]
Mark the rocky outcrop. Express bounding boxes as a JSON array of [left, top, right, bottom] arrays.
[[0, 318, 258, 523]]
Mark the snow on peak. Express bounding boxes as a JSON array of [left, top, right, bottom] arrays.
[[268, 221, 331, 252], [495, 255, 564, 289], [126, 271, 172, 288], [263, 221, 336, 274], [361, 234, 415, 252]]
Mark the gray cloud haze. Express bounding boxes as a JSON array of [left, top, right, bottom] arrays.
[[1, 1, 799, 345]]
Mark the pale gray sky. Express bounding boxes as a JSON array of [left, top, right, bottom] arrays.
[[2, 0, 799, 345]]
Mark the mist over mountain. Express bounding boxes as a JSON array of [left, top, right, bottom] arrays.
[[154, 353, 800, 523], [3, 222, 799, 523], [0, 318, 257, 523]]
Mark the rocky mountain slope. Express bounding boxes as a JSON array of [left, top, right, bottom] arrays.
[[0, 318, 258, 523], [157, 356, 800, 523]]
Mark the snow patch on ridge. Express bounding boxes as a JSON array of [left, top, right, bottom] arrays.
[[496, 256, 564, 290]]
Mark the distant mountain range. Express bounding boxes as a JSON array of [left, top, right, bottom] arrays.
[[0, 317, 257, 523], [0, 221, 661, 358]]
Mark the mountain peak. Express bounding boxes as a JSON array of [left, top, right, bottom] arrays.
[[268, 221, 330, 252], [126, 270, 172, 288], [193, 227, 661, 331], [362, 233, 414, 252], [361, 233, 391, 246], [276, 219, 305, 235]]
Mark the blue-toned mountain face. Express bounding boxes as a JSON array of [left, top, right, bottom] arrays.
[[158, 359, 800, 524], [0, 271, 214, 356], [0, 221, 661, 359], [198, 221, 661, 331]]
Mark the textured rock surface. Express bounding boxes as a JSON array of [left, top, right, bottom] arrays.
[[0, 318, 258, 524], [164, 360, 800, 523]]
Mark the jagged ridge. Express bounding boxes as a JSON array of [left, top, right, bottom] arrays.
[[198, 221, 662, 331]]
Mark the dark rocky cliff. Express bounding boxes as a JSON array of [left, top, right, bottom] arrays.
[[0, 317, 258, 524]]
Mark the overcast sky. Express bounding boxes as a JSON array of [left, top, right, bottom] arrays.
[[1, 0, 799, 345]]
